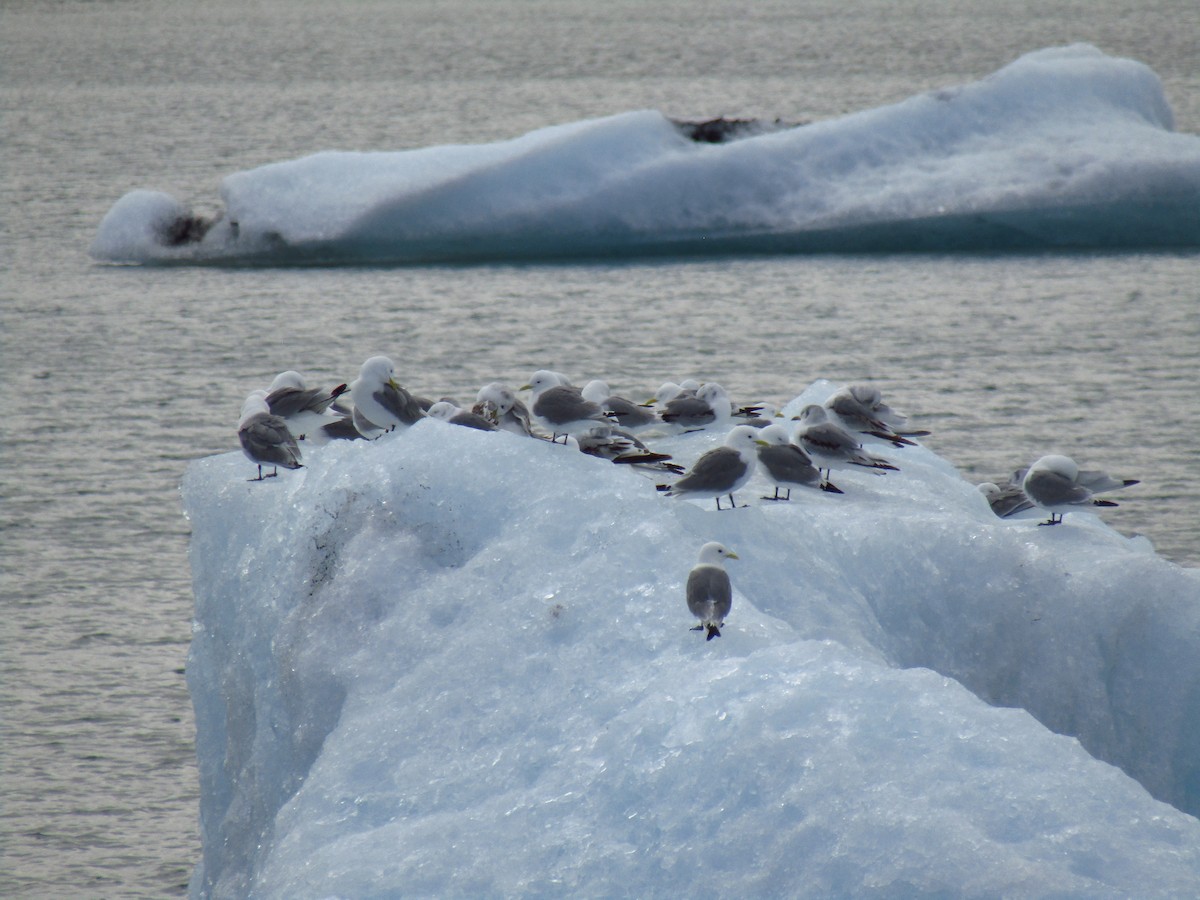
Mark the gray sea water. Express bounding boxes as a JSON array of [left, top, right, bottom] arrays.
[[2, 1, 1198, 895]]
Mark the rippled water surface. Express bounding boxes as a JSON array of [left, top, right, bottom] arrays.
[[2, 1, 1198, 895]]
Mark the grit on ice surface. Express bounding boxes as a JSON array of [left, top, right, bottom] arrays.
[[183, 381, 1200, 898]]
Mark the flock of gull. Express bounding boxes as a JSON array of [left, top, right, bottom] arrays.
[[237, 354, 1140, 638]]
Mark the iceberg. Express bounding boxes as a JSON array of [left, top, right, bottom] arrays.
[[96, 45, 1200, 267], [183, 380, 1200, 898]]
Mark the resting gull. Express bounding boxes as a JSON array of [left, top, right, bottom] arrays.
[[687, 542, 738, 640], [264, 370, 351, 444], [427, 400, 499, 432], [581, 380, 660, 429], [473, 382, 538, 437], [522, 370, 612, 440], [1021, 454, 1139, 525], [824, 384, 928, 446]]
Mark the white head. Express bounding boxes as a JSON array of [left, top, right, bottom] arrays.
[[697, 541, 739, 565], [755, 423, 791, 448], [268, 370, 306, 392], [524, 369, 568, 397], [697, 382, 731, 410], [581, 380, 610, 403], [1029, 454, 1079, 482], [426, 401, 461, 421], [796, 404, 828, 425], [359, 355, 397, 385], [724, 425, 762, 453], [476, 382, 516, 414], [238, 391, 271, 425]]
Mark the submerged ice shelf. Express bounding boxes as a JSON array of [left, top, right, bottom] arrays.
[[184, 381, 1200, 897], [96, 44, 1200, 267]]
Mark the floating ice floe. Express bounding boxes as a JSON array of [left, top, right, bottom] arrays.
[[97, 44, 1200, 267]]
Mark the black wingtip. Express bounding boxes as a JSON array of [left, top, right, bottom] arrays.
[[821, 481, 844, 494], [1123, 479, 1140, 487], [656, 483, 671, 492], [1093, 499, 1119, 507]]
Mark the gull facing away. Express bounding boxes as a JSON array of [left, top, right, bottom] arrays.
[[792, 405, 899, 478], [754, 423, 842, 500], [264, 370, 350, 443], [573, 423, 684, 474], [978, 467, 1033, 518], [522, 370, 613, 440], [657, 425, 761, 510], [824, 384, 929, 446], [687, 542, 738, 640], [237, 393, 302, 481], [426, 400, 499, 432], [1021, 454, 1139, 525], [350, 356, 427, 436], [581, 380, 660, 429]]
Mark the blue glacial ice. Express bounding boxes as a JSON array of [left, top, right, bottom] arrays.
[[183, 380, 1200, 897], [95, 45, 1200, 267]]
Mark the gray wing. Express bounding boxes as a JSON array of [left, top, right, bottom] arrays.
[[374, 384, 426, 426], [449, 410, 498, 431], [662, 395, 715, 427], [799, 422, 861, 455], [687, 565, 732, 622], [603, 396, 658, 428], [988, 483, 1035, 517], [758, 443, 821, 487], [266, 385, 328, 417], [674, 446, 746, 493], [534, 386, 604, 426], [239, 413, 302, 468], [1077, 469, 1138, 494], [1024, 467, 1093, 506]]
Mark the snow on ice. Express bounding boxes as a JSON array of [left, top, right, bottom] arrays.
[[183, 378, 1200, 898], [95, 45, 1200, 266]]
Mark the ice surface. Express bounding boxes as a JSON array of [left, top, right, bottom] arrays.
[[96, 45, 1200, 266], [183, 380, 1200, 898]]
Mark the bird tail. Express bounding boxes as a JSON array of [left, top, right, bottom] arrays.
[[705, 623, 721, 640], [821, 480, 843, 494]]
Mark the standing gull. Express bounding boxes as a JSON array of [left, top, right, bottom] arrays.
[[349, 356, 426, 436], [522, 370, 612, 441], [792, 405, 899, 478], [237, 393, 302, 481], [754, 423, 842, 500], [657, 425, 761, 510], [687, 542, 738, 640], [1021, 454, 1139, 525]]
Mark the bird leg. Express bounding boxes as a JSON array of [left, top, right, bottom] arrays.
[[1038, 513, 1063, 526]]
